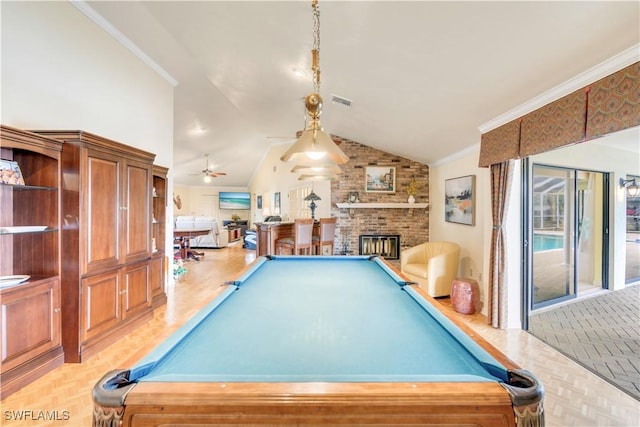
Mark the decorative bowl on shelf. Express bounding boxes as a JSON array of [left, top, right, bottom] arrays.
[[0, 226, 48, 233], [0, 275, 30, 289]]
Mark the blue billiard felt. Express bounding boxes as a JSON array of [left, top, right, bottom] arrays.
[[135, 256, 506, 383]]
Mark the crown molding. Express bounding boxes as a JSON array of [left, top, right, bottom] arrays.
[[69, 0, 178, 87], [429, 143, 479, 168], [478, 44, 640, 134]]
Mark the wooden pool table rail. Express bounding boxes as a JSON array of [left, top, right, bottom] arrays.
[[95, 378, 519, 426]]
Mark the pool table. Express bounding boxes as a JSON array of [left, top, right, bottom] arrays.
[[93, 256, 543, 426]]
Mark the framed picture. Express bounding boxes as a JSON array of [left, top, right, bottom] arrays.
[[257, 195, 262, 210], [0, 159, 25, 185], [445, 175, 475, 225], [365, 166, 395, 193], [274, 192, 281, 214]]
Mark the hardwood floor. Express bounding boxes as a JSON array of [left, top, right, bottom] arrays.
[[1, 244, 639, 426]]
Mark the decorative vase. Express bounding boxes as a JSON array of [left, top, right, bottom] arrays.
[[408, 195, 415, 204]]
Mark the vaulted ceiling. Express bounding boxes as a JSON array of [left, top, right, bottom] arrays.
[[85, 1, 639, 186]]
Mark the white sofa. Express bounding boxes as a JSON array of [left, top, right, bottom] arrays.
[[174, 216, 228, 248]]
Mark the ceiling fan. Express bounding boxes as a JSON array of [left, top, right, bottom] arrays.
[[191, 154, 226, 181]]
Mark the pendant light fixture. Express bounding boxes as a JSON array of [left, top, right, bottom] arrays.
[[280, 0, 348, 166], [291, 164, 342, 175]]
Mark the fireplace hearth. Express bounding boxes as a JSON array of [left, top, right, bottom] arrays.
[[359, 234, 400, 260]]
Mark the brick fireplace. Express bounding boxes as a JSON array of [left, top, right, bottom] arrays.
[[359, 234, 400, 260], [329, 136, 429, 266]]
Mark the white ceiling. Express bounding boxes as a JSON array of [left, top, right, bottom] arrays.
[[84, 1, 639, 187]]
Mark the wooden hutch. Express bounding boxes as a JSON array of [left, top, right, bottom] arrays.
[[0, 126, 65, 399]]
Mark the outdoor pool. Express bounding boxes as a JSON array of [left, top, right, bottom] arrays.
[[533, 234, 564, 252]]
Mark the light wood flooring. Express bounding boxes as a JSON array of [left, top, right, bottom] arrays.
[[1, 244, 639, 426]]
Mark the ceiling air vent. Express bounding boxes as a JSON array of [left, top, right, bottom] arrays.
[[331, 94, 352, 107]]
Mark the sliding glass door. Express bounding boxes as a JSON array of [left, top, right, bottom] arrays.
[[624, 177, 640, 283], [529, 165, 607, 309]]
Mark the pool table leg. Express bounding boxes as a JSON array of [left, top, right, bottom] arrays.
[[93, 405, 124, 427], [502, 369, 545, 427], [92, 369, 135, 427]]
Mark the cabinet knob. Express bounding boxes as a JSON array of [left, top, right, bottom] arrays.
[[119, 290, 127, 295], [54, 308, 61, 313]]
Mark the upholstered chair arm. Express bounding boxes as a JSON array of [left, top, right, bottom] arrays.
[[426, 249, 460, 297], [426, 253, 449, 282]]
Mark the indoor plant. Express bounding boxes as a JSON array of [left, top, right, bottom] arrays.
[[406, 179, 423, 203]]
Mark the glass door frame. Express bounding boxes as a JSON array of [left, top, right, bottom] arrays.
[[521, 159, 610, 328]]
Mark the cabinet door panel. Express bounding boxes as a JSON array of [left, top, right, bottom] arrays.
[[149, 256, 164, 298], [86, 155, 119, 270], [81, 270, 120, 342], [123, 262, 150, 320], [0, 280, 61, 371], [124, 162, 150, 260]]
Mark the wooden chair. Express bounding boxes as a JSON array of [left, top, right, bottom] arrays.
[[312, 217, 337, 255], [275, 218, 314, 255]]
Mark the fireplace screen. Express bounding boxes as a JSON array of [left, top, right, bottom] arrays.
[[359, 235, 400, 260]]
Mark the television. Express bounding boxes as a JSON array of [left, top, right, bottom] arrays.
[[219, 191, 251, 210]]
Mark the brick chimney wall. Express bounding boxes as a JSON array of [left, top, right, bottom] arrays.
[[330, 136, 429, 266]]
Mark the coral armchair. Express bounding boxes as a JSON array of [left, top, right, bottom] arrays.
[[400, 241, 461, 297]]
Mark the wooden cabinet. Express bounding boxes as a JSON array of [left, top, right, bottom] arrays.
[[0, 125, 64, 399], [1, 280, 62, 399], [36, 130, 157, 363], [82, 149, 151, 272], [228, 227, 241, 242], [123, 260, 151, 320], [150, 165, 168, 308], [255, 222, 295, 256], [80, 269, 120, 343], [225, 220, 248, 243]]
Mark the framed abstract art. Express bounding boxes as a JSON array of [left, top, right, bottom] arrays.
[[445, 175, 475, 225]]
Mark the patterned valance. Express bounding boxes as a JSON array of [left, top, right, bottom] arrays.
[[479, 61, 639, 167], [478, 119, 521, 168], [586, 62, 640, 139], [519, 88, 587, 158]]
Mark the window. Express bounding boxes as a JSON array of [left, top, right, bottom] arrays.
[[289, 186, 313, 219]]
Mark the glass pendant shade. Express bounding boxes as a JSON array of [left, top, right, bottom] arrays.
[[291, 164, 342, 175], [280, 119, 348, 164], [298, 174, 340, 181]]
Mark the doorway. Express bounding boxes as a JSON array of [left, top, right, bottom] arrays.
[[528, 164, 608, 310]]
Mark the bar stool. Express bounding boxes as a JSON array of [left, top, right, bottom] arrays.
[[275, 218, 314, 255], [312, 217, 337, 255]]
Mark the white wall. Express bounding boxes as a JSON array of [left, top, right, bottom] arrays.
[[174, 142, 333, 228], [173, 185, 251, 224], [2, 1, 175, 254], [429, 148, 493, 317], [248, 143, 331, 223]]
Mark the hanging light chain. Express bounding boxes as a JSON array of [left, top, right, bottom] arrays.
[[311, 0, 321, 94]]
